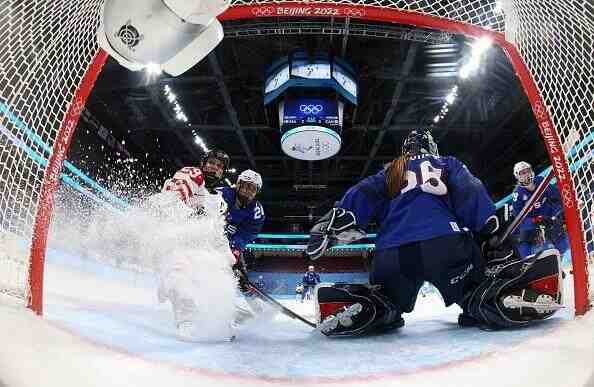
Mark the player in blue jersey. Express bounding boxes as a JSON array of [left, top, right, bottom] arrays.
[[217, 169, 265, 257], [306, 130, 563, 337], [158, 151, 266, 338], [301, 265, 320, 302], [164, 155, 266, 257], [511, 161, 568, 258]]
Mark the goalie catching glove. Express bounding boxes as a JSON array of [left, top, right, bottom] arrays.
[[306, 208, 366, 260]]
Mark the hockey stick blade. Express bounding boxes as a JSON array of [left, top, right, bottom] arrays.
[[247, 283, 317, 328], [237, 272, 316, 328]]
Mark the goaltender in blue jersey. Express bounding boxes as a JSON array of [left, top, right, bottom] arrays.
[[305, 130, 563, 337], [337, 152, 495, 249]]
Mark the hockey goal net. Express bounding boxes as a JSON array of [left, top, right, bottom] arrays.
[[0, 0, 592, 315]]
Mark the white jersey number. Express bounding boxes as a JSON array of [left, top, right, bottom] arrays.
[[253, 203, 264, 220], [401, 160, 447, 196]]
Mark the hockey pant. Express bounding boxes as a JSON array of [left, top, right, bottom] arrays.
[[372, 233, 485, 313], [157, 254, 199, 328], [315, 233, 483, 336]]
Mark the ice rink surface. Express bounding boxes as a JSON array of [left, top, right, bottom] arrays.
[[0, 248, 593, 387]]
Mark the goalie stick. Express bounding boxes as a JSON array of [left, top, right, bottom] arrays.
[[236, 270, 316, 328], [498, 168, 554, 245]]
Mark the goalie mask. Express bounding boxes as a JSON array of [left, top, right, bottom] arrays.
[[401, 130, 439, 157], [236, 169, 262, 208], [513, 161, 534, 187], [201, 149, 230, 189]]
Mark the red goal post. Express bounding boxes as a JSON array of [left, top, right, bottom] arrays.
[[0, 0, 591, 316]]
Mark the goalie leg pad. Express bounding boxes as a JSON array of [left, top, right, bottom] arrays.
[[315, 283, 403, 337], [462, 249, 563, 329]]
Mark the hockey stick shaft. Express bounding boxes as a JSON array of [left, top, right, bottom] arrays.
[[237, 272, 316, 328], [499, 169, 554, 244]]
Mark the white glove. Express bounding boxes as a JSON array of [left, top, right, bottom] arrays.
[[162, 167, 206, 209]]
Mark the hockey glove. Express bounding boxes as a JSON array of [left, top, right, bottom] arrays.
[[478, 215, 515, 264], [162, 166, 206, 209], [230, 249, 251, 294], [306, 208, 366, 260]]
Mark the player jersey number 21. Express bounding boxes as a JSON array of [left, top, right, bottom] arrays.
[[401, 159, 447, 196]]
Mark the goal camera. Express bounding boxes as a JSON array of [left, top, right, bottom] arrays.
[[97, 0, 230, 76]]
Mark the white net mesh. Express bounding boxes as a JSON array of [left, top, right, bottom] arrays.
[[503, 0, 594, 306], [0, 0, 591, 312], [0, 0, 103, 304]]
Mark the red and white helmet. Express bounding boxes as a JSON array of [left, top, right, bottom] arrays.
[[513, 161, 534, 187], [237, 169, 263, 193]]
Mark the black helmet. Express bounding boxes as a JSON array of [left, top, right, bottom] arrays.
[[201, 148, 230, 189], [401, 130, 439, 157], [202, 148, 230, 170]]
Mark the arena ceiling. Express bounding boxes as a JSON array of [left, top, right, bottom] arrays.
[[82, 17, 548, 231]]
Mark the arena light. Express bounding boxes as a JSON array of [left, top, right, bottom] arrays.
[[163, 84, 188, 122], [472, 37, 493, 56], [166, 93, 176, 103], [144, 62, 162, 75], [445, 90, 457, 104], [459, 37, 492, 79], [193, 133, 209, 153]]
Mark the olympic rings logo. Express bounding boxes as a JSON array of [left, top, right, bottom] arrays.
[[533, 101, 546, 120], [70, 99, 84, 116], [562, 185, 575, 208], [345, 8, 365, 17], [252, 7, 274, 16], [300, 104, 323, 114]]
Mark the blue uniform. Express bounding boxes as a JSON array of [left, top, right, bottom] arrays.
[[217, 187, 265, 252], [338, 155, 495, 249], [301, 271, 320, 301], [511, 175, 568, 257], [336, 155, 495, 311], [302, 272, 320, 286]]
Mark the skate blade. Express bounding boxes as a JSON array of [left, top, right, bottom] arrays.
[[176, 332, 236, 343]]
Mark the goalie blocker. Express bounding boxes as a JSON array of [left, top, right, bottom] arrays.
[[314, 249, 563, 337]]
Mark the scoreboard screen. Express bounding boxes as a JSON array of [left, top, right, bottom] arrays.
[[282, 98, 339, 129]]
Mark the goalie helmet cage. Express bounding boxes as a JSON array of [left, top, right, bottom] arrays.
[[0, 0, 591, 316]]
